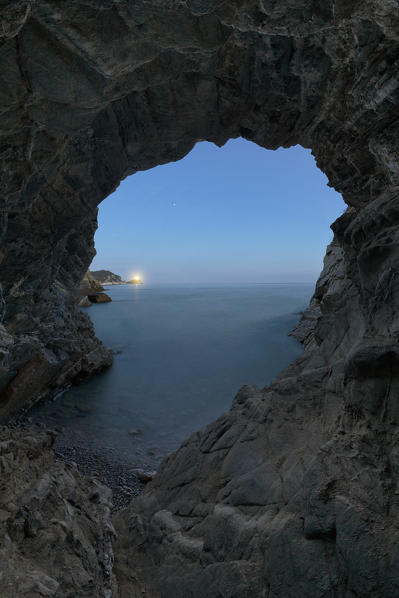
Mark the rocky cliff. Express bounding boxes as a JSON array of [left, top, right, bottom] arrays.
[[77, 271, 112, 306], [1, 0, 399, 596], [0, 426, 116, 598], [79, 271, 105, 295], [92, 270, 125, 285]]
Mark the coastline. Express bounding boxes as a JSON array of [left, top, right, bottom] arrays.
[[13, 419, 144, 512], [53, 440, 143, 512]]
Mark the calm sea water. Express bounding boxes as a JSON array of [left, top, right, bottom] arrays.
[[29, 283, 313, 467]]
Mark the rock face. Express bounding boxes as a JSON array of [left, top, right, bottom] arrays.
[[114, 380, 399, 598], [78, 271, 113, 305], [113, 235, 399, 598], [92, 270, 125, 285], [0, 0, 399, 595], [88, 293, 112, 304], [77, 295, 93, 308], [0, 425, 116, 598], [79, 271, 105, 295], [0, 248, 112, 421]]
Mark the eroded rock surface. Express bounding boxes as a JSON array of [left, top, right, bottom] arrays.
[[79, 271, 105, 296], [114, 379, 399, 597], [0, 0, 399, 596], [0, 426, 116, 598], [78, 271, 113, 305]]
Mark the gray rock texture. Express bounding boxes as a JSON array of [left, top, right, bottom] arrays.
[[0, 0, 399, 595], [78, 270, 113, 304], [0, 425, 116, 598], [77, 295, 93, 308], [79, 271, 105, 296]]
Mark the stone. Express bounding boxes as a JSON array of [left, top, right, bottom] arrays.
[[77, 272, 112, 306], [0, 0, 398, 596], [0, 426, 115, 598], [88, 293, 112, 304], [136, 469, 156, 484], [77, 296, 92, 308], [79, 271, 104, 295]]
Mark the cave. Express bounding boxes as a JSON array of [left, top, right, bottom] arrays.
[[1, 1, 399, 596]]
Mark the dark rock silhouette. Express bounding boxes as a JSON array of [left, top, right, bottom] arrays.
[[88, 293, 112, 303]]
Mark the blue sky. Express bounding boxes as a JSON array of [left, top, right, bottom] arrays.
[[91, 138, 345, 283]]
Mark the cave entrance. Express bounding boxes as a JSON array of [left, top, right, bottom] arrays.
[[26, 139, 345, 479]]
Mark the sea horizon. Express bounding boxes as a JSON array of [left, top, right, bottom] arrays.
[[102, 279, 317, 286]]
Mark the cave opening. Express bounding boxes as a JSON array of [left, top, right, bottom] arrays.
[[2, 3, 399, 594], [24, 138, 345, 476]]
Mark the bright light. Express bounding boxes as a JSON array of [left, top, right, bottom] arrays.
[[130, 274, 143, 284]]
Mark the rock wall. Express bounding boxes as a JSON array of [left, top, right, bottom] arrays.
[[113, 236, 399, 598], [79, 271, 105, 296], [0, 426, 116, 598], [1, 0, 399, 595], [77, 270, 112, 305]]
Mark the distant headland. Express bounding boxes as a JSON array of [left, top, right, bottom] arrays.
[[91, 270, 126, 285]]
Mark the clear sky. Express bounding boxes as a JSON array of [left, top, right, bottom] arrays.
[[91, 138, 345, 283]]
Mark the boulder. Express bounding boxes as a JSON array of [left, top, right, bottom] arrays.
[[88, 293, 112, 304], [77, 296, 92, 308]]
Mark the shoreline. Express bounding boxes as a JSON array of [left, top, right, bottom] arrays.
[[13, 421, 145, 512], [53, 441, 144, 512]]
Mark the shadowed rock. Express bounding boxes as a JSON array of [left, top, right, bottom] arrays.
[[0, 426, 116, 598], [78, 271, 105, 296], [77, 295, 92, 308], [88, 293, 112, 303]]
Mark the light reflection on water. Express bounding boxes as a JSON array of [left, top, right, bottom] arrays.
[[28, 283, 313, 468]]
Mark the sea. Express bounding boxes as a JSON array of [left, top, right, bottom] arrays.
[[28, 282, 313, 469]]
